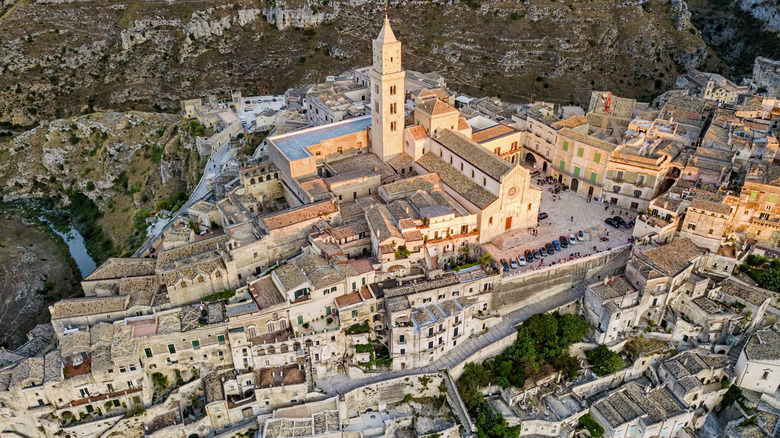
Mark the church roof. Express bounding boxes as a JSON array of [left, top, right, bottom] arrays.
[[417, 99, 459, 117], [434, 129, 513, 181]]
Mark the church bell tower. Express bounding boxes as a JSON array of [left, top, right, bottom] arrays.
[[369, 13, 406, 162]]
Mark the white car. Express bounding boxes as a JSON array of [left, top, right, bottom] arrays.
[[569, 234, 577, 245], [517, 255, 526, 266]]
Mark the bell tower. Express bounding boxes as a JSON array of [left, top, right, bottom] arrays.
[[369, 13, 405, 162]]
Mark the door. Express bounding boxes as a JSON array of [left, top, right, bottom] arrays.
[[571, 179, 579, 192], [325, 306, 331, 316], [558, 174, 563, 183], [542, 161, 547, 172], [630, 202, 639, 210], [588, 186, 594, 196], [505, 217, 512, 230], [297, 315, 303, 325]]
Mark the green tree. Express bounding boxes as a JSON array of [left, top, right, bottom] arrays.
[[552, 350, 581, 380], [586, 345, 626, 376], [475, 409, 520, 438], [579, 414, 605, 438], [556, 313, 588, 346], [759, 268, 780, 292], [524, 313, 558, 349], [719, 385, 747, 411], [745, 254, 768, 267]]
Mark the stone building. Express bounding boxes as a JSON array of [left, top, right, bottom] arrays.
[[734, 325, 780, 396]]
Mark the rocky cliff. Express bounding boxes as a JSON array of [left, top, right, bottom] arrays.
[[0, 111, 202, 258], [0, 0, 722, 126]]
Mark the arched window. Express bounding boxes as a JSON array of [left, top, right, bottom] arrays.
[[280, 319, 287, 330], [267, 321, 275, 333], [247, 325, 256, 338], [250, 178, 255, 184]]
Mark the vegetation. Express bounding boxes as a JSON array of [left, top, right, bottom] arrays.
[[345, 321, 371, 334], [202, 289, 236, 303], [719, 385, 748, 411], [739, 257, 780, 292], [42, 192, 115, 264], [457, 313, 588, 438], [189, 119, 206, 137], [152, 372, 169, 390], [586, 345, 626, 376], [125, 405, 145, 418], [394, 245, 411, 259], [579, 414, 605, 438]]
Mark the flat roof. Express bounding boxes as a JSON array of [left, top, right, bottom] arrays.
[[270, 115, 371, 161]]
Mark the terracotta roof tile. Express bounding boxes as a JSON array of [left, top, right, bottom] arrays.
[[409, 125, 428, 141], [552, 115, 589, 129], [471, 125, 517, 143], [417, 99, 459, 116]]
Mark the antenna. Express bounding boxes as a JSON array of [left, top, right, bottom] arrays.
[[385, 1, 388, 19]]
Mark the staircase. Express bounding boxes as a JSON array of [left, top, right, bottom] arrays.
[[727, 336, 749, 366]]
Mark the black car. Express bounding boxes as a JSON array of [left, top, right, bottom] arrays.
[[559, 236, 569, 248], [533, 248, 542, 260], [545, 242, 555, 255], [525, 250, 534, 262], [501, 259, 510, 271], [605, 218, 620, 228], [540, 246, 548, 256], [612, 216, 627, 226], [538, 212, 549, 221]]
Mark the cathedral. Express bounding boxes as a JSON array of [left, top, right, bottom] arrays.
[[267, 15, 541, 245]]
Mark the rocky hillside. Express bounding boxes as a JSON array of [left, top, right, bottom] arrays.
[[686, 0, 780, 77], [0, 111, 202, 259], [0, 0, 722, 126]]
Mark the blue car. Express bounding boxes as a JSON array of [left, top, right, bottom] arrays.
[[545, 242, 555, 255], [533, 249, 542, 260], [552, 240, 562, 252], [501, 260, 510, 271]]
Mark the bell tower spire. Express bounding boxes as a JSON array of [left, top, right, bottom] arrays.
[[370, 10, 405, 162]]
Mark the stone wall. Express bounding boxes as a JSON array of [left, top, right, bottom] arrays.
[[341, 373, 443, 418], [493, 247, 630, 313]]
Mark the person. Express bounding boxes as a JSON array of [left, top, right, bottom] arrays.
[[605, 205, 609, 211], [571, 216, 574, 222]]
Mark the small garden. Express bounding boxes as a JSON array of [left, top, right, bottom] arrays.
[[354, 338, 392, 371], [585, 345, 627, 377], [739, 254, 780, 292], [457, 312, 589, 438]]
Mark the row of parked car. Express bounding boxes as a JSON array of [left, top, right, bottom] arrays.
[[604, 215, 630, 229], [500, 231, 592, 271]]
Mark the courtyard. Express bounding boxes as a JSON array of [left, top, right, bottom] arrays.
[[486, 187, 636, 276]]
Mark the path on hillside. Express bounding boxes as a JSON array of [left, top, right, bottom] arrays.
[[315, 248, 631, 395], [132, 141, 236, 257]]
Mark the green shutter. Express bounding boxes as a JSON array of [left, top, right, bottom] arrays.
[[771, 195, 777, 203], [192, 340, 200, 350], [297, 315, 303, 325], [217, 335, 225, 345], [562, 141, 569, 152], [574, 166, 581, 177], [351, 310, 358, 318], [168, 344, 176, 354], [559, 160, 566, 170], [594, 152, 601, 163], [750, 191, 758, 200], [577, 147, 584, 158], [590, 172, 597, 183], [325, 305, 331, 315], [144, 348, 152, 358]]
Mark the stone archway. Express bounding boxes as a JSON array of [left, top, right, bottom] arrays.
[[571, 179, 579, 192]]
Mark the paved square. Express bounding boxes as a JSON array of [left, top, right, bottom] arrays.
[[485, 187, 636, 276]]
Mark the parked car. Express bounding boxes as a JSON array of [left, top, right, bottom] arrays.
[[538, 212, 549, 220], [526, 250, 535, 261], [533, 249, 542, 260], [545, 242, 555, 255], [559, 236, 569, 248], [540, 246, 548, 257], [569, 234, 577, 245], [517, 255, 526, 266], [552, 240, 562, 252], [501, 259, 510, 271], [577, 230, 585, 241], [531, 170, 541, 177], [510, 259, 518, 269], [612, 216, 627, 226], [605, 218, 620, 228]]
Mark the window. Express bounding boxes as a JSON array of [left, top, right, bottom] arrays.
[[771, 195, 777, 203], [107, 383, 114, 393], [482, 177, 486, 186], [687, 223, 696, 230], [593, 152, 601, 163], [129, 364, 136, 372], [750, 191, 758, 200], [119, 366, 127, 374], [428, 341, 434, 349], [180, 281, 187, 288], [616, 171, 624, 181], [400, 348, 405, 355], [590, 172, 597, 183], [562, 141, 569, 152], [494, 147, 501, 155], [762, 371, 770, 380], [215, 271, 221, 278], [634, 189, 642, 198], [390, 121, 397, 131], [399, 335, 405, 344], [79, 388, 89, 398], [489, 217, 493, 225], [574, 166, 580, 177], [613, 186, 621, 193], [390, 85, 396, 95], [351, 310, 358, 318], [471, 170, 475, 178], [168, 344, 176, 354], [390, 103, 397, 115], [217, 335, 225, 345], [362, 278, 366, 285], [145, 348, 152, 358], [374, 101, 379, 112], [577, 147, 584, 158], [708, 229, 714, 235], [559, 160, 565, 170]]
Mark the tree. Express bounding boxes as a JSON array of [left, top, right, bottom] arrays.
[[745, 254, 768, 267], [475, 409, 520, 438], [586, 345, 626, 376], [556, 313, 588, 347], [552, 350, 581, 380], [524, 313, 558, 349], [759, 268, 780, 292], [719, 385, 747, 411], [579, 414, 605, 438]]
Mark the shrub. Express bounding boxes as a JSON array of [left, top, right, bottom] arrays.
[[586, 345, 626, 376], [125, 405, 145, 418], [326, 317, 333, 324], [345, 321, 371, 334], [579, 414, 605, 438], [202, 289, 236, 302], [151, 372, 169, 390], [745, 254, 768, 267]]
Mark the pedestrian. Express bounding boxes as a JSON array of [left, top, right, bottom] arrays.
[[571, 216, 574, 222], [605, 205, 609, 212]]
